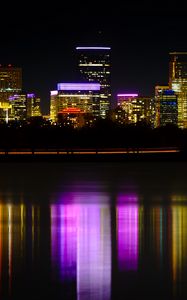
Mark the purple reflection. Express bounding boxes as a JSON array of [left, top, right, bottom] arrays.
[[117, 203, 139, 271], [51, 200, 111, 300], [118, 194, 138, 203], [51, 204, 77, 280], [77, 204, 111, 300]]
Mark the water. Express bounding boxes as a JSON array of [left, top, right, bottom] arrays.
[[1, 161, 187, 299]]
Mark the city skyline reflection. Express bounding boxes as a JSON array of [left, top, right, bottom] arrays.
[[1, 169, 187, 299]]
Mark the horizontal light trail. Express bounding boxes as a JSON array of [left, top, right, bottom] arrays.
[[0, 148, 180, 156]]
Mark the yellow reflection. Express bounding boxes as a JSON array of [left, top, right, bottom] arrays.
[[8, 205, 12, 296], [152, 207, 163, 266], [172, 205, 187, 294], [0, 205, 2, 290]]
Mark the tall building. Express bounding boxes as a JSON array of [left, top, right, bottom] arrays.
[[76, 47, 111, 118], [26, 93, 41, 118], [0, 65, 22, 102], [169, 52, 187, 128], [50, 91, 58, 123], [155, 85, 169, 127], [159, 90, 178, 127]]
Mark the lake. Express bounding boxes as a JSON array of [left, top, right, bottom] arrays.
[[0, 161, 187, 299]]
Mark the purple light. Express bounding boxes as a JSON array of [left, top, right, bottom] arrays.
[[117, 94, 138, 97], [27, 93, 35, 98], [117, 203, 139, 271], [9, 95, 17, 101], [57, 83, 100, 91], [76, 47, 111, 50], [117, 194, 138, 203], [51, 204, 77, 281], [50, 90, 58, 96]]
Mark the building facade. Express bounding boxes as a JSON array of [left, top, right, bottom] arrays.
[[0, 65, 22, 102], [9, 94, 27, 121], [26, 93, 41, 118], [169, 52, 187, 128], [50, 83, 101, 127], [155, 85, 169, 127], [117, 94, 155, 126], [159, 90, 178, 127], [76, 47, 111, 118]]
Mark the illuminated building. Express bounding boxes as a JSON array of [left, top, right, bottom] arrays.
[[155, 86, 169, 127], [26, 93, 41, 118], [0, 101, 12, 123], [76, 47, 111, 118], [0, 65, 22, 102], [157, 89, 178, 127], [50, 83, 101, 127], [50, 91, 58, 123], [117, 94, 155, 126], [9, 94, 27, 121], [169, 52, 187, 128]]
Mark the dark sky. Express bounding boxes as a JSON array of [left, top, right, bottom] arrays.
[[1, 0, 187, 114]]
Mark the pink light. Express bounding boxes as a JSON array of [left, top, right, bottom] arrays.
[[117, 94, 138, 97], [76, 47, 111, 50], [57, 83, 100, 91]]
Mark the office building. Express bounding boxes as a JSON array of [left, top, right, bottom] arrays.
[[9, 94, 27, 121], [76, 46, 111, 118], [117, 93, 155, 126], [159, 90, 178, 127], [169, 52, 187, 128], [50, 83, 101, 127], [0, 65, 22, 102], [26, 93, 41, 118], [155, 85, 169, 127], [50, 91, 58, 123]]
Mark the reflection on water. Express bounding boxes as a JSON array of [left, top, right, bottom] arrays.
[[51, 203, 111, 300], [117, 203, 139, 271], [1, 162, 187, 299]]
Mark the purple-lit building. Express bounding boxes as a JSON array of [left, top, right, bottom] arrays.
[[76, 47, 111, 118], [50, 83, 101, 127]]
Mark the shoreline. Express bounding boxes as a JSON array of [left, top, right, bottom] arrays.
[[0, 151, 186, 163]]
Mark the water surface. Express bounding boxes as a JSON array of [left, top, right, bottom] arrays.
[[0, 161, 187, 299]]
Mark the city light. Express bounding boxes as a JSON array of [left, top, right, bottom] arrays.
[[57, 83, 100, 91], [76, 47, 111, 50], [117, 94, 138, 97]]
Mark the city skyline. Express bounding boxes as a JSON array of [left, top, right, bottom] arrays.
[[1, 5, 187, 114]]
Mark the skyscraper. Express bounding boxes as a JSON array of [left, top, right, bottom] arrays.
[[76, 47, 111, 118], [26, 93, 41, 118], [169, 52, 187, 128]]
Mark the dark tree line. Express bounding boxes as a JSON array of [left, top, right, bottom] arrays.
[[0, 119, 186, 151]]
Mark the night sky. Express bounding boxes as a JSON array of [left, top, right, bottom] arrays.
[[1, 0, 187, 114]]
